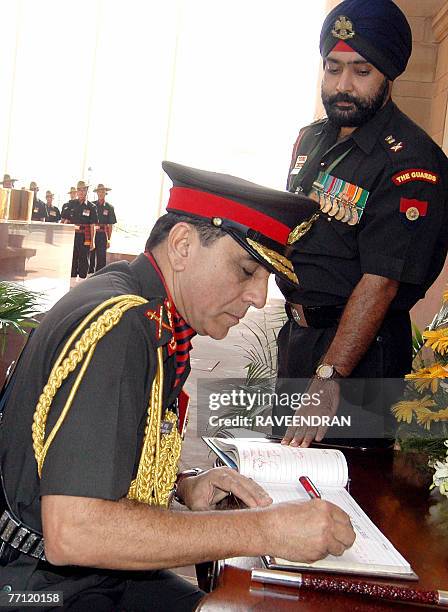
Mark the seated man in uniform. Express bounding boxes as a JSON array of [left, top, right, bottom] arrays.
[[0, 162, 355, 611]]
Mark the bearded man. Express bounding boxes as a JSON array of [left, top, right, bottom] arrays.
[[275, 0, 448, 448]]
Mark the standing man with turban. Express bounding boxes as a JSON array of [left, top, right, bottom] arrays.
[[276, 0, 448, 448]]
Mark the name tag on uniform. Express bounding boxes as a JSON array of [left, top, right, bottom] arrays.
[[50, 211, 56, 217], [82, 209, 90, 217], [161, 421, 174, 435], [103, 210, 109, 216], [33, 208, 38, 213], [290, 155, 308, 175]]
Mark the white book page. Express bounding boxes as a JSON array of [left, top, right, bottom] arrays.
[[262, 484, 410, 572], [319, 487, 410, 570], [217, 440, 348, 487]]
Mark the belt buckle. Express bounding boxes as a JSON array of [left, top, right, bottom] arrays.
[[290, 305, 307, 327]]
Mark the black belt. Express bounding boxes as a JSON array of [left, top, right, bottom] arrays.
[[0, 476, 46, 565], [286, 302, 344, 328], [0, 509, 46, 563]]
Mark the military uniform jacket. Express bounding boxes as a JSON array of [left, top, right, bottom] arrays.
[[0, 254, 191, 600], [60, 199, 75, 221], [31, 199, 47, 222], [69, 199, 98, 226], [45, 205, 61, 222], [93, 200, 117, 226], [279, 100, 448, 310]]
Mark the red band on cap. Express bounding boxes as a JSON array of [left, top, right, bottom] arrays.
[[333, 40, 354, 52], [167, 187, 289, 244]]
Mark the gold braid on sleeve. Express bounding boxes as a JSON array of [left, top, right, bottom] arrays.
[[32, 295, 182, 508]]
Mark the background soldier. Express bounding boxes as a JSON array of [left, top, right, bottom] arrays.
[[89, 183, 117, 273], [70, 180, 98, 280], [0, 174, 17, 189], [61, 187, 78, 223], [44, 190, 61, 222], [30, 181, 47, 222]]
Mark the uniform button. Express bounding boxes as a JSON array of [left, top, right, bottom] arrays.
[[327, 217, 332, 222], [2, 585, 12, 593], [320, 162, 326, 167]]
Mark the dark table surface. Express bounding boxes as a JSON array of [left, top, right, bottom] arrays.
[[197, 448, 448, 611]]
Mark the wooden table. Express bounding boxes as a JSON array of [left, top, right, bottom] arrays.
[[197, 448, 448, 610]]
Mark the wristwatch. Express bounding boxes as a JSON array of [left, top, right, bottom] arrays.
[[315, 363, 341, 380], [173, 467, 204, 505]]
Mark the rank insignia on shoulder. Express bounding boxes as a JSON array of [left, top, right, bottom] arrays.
[[392, 169, 439, 186], [399, 197, 428, 225], [385, 135, 404, 153]]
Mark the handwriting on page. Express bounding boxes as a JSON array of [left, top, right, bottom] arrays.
[[236, 443, 348, 487], [321, 488, 409, 568]]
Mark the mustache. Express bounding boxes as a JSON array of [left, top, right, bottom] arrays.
[[327, 93, 361, 107]]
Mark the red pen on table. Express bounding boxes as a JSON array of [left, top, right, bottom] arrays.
[[299, 475, 321, 499]]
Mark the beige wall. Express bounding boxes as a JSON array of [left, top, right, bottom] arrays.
[[320, 0, 448, 329]]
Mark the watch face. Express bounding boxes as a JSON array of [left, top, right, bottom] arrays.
[[317, 364, 334, 379]]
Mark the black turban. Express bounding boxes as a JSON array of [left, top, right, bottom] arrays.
[[320, 0, 412, 81]]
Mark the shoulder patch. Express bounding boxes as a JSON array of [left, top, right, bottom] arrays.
[[392, 169, 439, 186]]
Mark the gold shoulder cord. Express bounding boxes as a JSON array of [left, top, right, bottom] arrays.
[[32, 295, 182, 508]]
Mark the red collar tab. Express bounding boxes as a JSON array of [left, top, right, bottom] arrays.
[[332, 40, 354, 52], [144, 251, 197, 339], [167, 186, 290, 245]]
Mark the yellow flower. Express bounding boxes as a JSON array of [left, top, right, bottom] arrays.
[[406, 364, 448, 393], [391, 396, 436, 423], [423, 328, 448, 355], [416, 407, 448, 430]]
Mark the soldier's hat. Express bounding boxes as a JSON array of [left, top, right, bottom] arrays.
[[29, 181, 39, 191], [76, 180, 88, 190], [0, 174, 17, 186], [45, 190, 54, 197], [320, 0, 412, 81], [67, 187, 77, 195], [162, 161, 319, 286], [93, 183, 111, 192]]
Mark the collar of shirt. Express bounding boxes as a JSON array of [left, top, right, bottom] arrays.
[[142, 252, 196, 387], [143, 250, 195, 331]]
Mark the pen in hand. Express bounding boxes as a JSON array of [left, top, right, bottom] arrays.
[[299, 475, 321, 499]]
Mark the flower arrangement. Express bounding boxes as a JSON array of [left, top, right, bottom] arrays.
[[392, 286, 448, 495]]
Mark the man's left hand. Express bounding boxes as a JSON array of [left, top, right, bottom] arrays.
[[282, 377, 340, 448], [177, 467, 273, 511]]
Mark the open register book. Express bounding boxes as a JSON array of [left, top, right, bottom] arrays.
[[203, 437, 417, 580]]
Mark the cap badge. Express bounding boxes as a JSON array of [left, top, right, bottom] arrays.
[[332, 15, 355, 40], [211, 217, 222, 227]]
